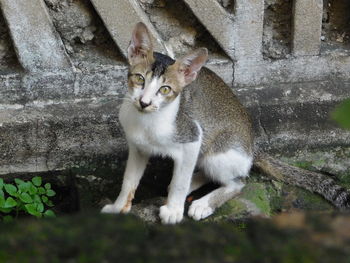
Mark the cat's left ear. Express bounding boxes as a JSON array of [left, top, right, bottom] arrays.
[[127, 22, 153, 65], [177, 48, 208, 85]]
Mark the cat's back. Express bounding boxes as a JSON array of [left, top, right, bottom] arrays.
[[183, 67, 253, 154]]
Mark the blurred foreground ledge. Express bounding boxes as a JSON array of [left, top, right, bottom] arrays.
[[0, 211, 349, 262]]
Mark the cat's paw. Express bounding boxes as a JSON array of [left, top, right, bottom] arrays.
[[159, 205, 184, 224], [101, 204, 120, 214], [188, 200, 214, 221], [101, 203, 131, 214]]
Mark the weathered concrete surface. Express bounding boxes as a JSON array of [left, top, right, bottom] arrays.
[[0, 0, 72, 71], [237, 79, 350, 153], [233, 0, 264, 61], [292, 0, 323, 56], [0, 12, 20, 73], [0, 67, 349, 175], [90, 0, 170, 56], [0, 97, 126, 175], [234, 52, 350, 86], [205, 57, 233, 85], [183, 0, 235, 60]]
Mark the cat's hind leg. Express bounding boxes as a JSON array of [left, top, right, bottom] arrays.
[[188, 149, 252, 221]]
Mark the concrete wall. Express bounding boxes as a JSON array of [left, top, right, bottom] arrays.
[[0, 0, 349, 175]]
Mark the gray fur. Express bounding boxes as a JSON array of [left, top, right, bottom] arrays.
[[173, 67, 253, 157]]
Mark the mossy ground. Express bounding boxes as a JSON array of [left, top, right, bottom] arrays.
[[0, 212, 349, 263]]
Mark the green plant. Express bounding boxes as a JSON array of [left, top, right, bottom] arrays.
[[0, 177, 56, 222], [332, 99, 350, 129]]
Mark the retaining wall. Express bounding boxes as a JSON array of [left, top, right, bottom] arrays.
[[0, 0, 349, 175]]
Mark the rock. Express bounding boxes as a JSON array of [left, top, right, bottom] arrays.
[[130, 197, 166, 223], [262, 0, 293, 59], [0, 0, 72, 71], [165, 28, 197, 55]]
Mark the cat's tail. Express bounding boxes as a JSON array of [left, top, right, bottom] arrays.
[[253, 153, 350, 209]]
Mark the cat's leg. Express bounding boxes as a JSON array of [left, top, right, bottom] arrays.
[[188, 149, 252, 221], [101, 144, 149, 214], [159, 141, 201, 224], [167, 171, 207, 196]]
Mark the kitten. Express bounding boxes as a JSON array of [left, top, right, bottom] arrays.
[[102, 22, 350, 223], [101, 22, 253, 224]]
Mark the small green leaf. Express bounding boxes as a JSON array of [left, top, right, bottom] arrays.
[[15, 178, 25, 186], [0, 207, 12, 213], [18, 182, 30, 193], [0, 178, 4, 189], [24, 203, 36, 213], [32, 176, 42, 187], [28, 183, 38, 195], [46, 189, 56, 197], [44, 209, 56, 218], [38, 187, 46, 195], [4, 184, 17, 196], [0, 189, 4, 198], [19, 192, 33, 203], [4, 197, 17, 208], [33, 195, 41, 204], [3, 215, 13, 223], [37, 203, 44, 213], [24, 204, 41, 217], [0, 195, 5, 207], [44, 183, 51, 190], [42, 196, 53, 207]]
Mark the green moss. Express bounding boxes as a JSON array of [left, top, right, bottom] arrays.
[[241, 183, 272, 216], [283, 185, 333, 211], [293, 161, 314, 170], [338, 172, 350, 189], [208, 199, 246, 221]]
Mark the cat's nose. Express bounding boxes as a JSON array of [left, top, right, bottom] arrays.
[[139, 99, 151, 109]]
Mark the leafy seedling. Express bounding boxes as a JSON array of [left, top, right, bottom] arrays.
[[0, 176, 56, 222]]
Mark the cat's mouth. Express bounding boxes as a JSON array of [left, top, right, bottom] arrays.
[[134, 102, 158, 113]]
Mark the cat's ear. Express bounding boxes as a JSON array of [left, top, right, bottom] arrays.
[[127, 22, 153, 65], [177, 48, 208, 85]]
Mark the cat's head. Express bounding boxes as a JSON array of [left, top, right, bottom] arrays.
[[126, 22, 208, 113]]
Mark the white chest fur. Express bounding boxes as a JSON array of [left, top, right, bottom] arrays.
[[119, 96, 181, 156]]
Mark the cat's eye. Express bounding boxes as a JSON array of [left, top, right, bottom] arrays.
[[131, 74, 145, 85], [159, 86, 171, 95]]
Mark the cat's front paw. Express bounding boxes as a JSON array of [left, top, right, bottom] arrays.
[[159, 205, 184, 224], [101, 204, 120, 214], [101, 202, 131, 214]]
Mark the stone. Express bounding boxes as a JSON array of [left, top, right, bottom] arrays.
[[233, 0, 264, 61], [182, 0, 235, 59], [234, 53, 350, 86], [0, 0, 72, 71], [262, 0, 293, 59], [292, 0, 323, 56], [90, 0, 170, 57], [0, 67, 349, 177], [47, 0, 94, 44]]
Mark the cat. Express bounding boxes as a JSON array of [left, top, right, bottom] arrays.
[[101, 22, 350, 224]]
